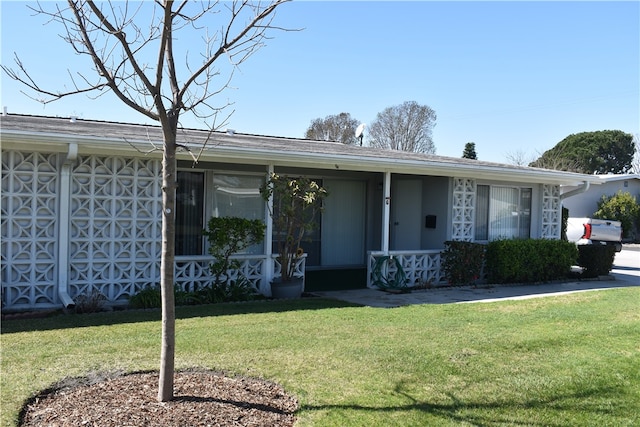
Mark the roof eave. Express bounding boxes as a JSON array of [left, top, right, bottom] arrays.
[[1, 126, 596, 186]]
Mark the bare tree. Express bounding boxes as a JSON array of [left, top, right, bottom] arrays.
[[529, 149, 585, 172], [368, 101, 437, 154], [504, 149, 534, 166], [304, 112, 360, 144], [2, 0, 291, 402]]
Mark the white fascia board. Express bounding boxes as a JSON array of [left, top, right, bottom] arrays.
[[1, 129, 161, 158], [594, 174, 640, 183], [199, 144, 597, 186]]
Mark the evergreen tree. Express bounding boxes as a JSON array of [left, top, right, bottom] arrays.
[[530, 130, 634, 174], [462, 142, 478, 159]]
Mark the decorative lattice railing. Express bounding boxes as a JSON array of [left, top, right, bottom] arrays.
[[175, 254, 305, 296], [367, 250, 446, 288], [175, 255, 268, 295]]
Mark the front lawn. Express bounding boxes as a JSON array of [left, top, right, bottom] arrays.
[[2, 289, 639, 426]]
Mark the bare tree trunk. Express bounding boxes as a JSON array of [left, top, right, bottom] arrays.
[[158, 120, 178, 402]]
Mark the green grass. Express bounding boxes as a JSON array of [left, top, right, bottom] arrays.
[[2, 289, 639, 426]]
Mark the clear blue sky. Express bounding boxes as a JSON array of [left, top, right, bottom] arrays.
[[1, 1, 638, 163]]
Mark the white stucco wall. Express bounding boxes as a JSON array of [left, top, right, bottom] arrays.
[[563, 176, 640, 217]]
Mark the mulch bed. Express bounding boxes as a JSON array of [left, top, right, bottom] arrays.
[[19, 370, 298, 427]]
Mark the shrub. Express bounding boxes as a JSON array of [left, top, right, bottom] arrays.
[[577, 244, 617, 278], [485, 239, 578, 284], [561, 206, 569, 240], [128, 281, 257, 309], [198, 276, 256, 303], [74, 290, 107, 313], [442, 241, 485, 285], [128, 285, 162, 309], [594, 190, 640, 241], [203, 216, 266, 286]]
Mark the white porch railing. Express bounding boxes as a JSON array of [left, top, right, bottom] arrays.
[[367, 250, 446, 288], [174, 254, 305, 297]]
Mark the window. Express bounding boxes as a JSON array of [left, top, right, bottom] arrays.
[[212, 173, 265, 255], [475, 185, 531, 241], [175, 171, 367, 267], [211, 174, 264, 221], [176, 171, 205, 255], [175, 171, 265, 256]]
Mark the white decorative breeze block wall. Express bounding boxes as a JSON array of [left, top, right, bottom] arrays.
[[451, 178, 476, 241], [2, 150, 275, 310], [541, 184, 561, 239], [68, 155, 163, 303], [1, 151, 60, 309]]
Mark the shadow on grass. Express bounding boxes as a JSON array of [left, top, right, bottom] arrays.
[[301, 382, 628, 426], [0, 298, 362, 334]]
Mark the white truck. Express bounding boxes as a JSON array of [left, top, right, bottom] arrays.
[[566, 217, 623, 252]]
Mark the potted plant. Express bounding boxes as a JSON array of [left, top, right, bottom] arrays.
[[260, 173, 328, 298]]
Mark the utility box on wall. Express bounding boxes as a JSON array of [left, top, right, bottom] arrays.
[[425, 215, 437, 229]]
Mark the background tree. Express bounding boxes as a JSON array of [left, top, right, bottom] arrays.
[[505, 149, 535, 166], [368, 100, 437, 153], [528, 148, 582, 171], [594, 191, 640, 241], [305, 112, 360, 144], [462, 142, 478, 159], [2, 0, 290, 402], [529, 130, 634, 174]]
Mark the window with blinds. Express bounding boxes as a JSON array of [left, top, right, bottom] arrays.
[[475, 185, 531, 241]]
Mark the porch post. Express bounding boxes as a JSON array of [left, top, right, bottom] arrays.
[[264, 164, 274, 294], [381, 171, 391, 255]]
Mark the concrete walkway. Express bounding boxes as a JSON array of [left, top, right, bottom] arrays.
[[314, 245, 639, 308]]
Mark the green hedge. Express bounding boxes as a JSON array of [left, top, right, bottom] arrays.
[[485, 239, 578, 284], [442, 241, 486, 285], [577, 244, 616, 278]]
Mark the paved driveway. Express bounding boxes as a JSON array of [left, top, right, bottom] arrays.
[[315, 245, 640, 308]]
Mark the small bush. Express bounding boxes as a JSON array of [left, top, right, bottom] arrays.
[[128, 285, 162, 309], [442, 241, 485, 285], [203, 216, 266, 286], [198, 276, 256, 303], [561, 206, 569, 240], [594, 190, 640, 241], [128, 280, 257, 309], [486, 239, 578, 284], [577, 244, 617, 278], [74, 290, 107, 314]]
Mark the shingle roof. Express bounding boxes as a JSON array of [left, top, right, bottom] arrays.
[[1, 113, 597, 185]]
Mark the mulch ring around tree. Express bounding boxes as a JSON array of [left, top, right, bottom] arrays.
[[19, 369, 298, 427]]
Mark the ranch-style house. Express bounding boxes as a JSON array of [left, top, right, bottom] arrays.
[[1, 114, 601, 311]]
